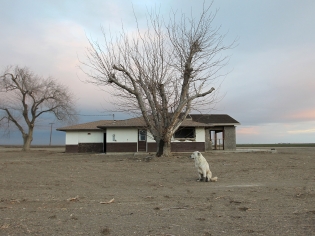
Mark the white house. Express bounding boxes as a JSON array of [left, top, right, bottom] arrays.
[[57, 114, 240, 153]]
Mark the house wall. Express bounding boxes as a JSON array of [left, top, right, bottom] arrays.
[[66, 131, 104, 144], [171, 127, 205, 152], [66, 132, 79, 145], [147, 128, 205, 153], [147, 131, 155, 143], [146, 131, 156, 152], [64, 127, 208, 153], [195, 128, 205, 142], [106, 128, 138, 152], [65, 131, 104, 153], [224, 126, 236, 150], [107, 128, 138, 142], [171, 142, 205, 152], [171, 127, 205, 142]]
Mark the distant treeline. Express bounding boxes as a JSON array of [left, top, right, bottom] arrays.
[[237, 143, 315, 148], [0, 145, 65, 148]]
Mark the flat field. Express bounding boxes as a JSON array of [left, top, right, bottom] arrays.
[[0, 147, 314, 236]]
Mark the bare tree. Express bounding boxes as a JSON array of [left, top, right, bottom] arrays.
[[82, 3, 233, 156], [0, 66, 77, 151]]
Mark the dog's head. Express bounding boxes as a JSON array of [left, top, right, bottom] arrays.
[[190, 151, 201, 159]]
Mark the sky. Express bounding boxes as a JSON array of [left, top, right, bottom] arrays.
[[0, 0, 315, 145]]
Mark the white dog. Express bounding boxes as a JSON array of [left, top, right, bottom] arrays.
[[190, 151, 218, 182]]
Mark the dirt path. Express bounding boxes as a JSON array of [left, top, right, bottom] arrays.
[[0, 148, 314, 235]]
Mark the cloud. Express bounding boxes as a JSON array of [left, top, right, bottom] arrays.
[[217, 43, 315, 126], [237, 127, 260, 135], [237, 121, 315, 144], [287, 109, 315, 121], [288, 128, 315, 134], [1, 0, 315, 145]]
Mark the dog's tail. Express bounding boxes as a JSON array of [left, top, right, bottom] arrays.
[[210, 177, 218, 182]]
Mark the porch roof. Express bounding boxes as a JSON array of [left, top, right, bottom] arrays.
[[190, 114, 240, 126]]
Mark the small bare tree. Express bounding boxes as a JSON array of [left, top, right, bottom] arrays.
[[0, 66, 77, 151], [83, 3, 233, 156]]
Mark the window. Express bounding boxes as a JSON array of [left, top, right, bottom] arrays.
[[174, 127, 195, 139], [139, 130, 146, 141]]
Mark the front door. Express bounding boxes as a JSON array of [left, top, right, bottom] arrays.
[[138, 130, 147, 152]]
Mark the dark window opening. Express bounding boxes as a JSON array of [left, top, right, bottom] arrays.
[[139, 130, 146, 141], [174, 127, 195, 139]]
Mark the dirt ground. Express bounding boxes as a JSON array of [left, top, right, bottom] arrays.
[[0, 147, 314, 236]]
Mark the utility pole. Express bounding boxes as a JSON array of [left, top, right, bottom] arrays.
[[49, 123, 54, 146]]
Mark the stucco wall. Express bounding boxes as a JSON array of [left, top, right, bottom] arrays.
[[171, 127, 205, 142], [195, 128, 205, 142], [224, 126, 236, 150], [147, 131, 155, 143], [65, 127, 209, 153], [205, 129, 211, 151], [106, 128, 138, 143], [64, 128, 206, 145], [66, 131, 104, 145], [106, 128, 138, 152], [66, 132, 78, 145]]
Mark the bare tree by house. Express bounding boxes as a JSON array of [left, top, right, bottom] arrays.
[[82, 3, 234, 156], [0, 66, 77, 151]]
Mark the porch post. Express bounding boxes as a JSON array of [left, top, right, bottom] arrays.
[[205, 129, 212, 152]]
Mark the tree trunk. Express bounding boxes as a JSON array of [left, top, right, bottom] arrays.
[[22, 129, 33, 152], [156, 139, 172, 157]]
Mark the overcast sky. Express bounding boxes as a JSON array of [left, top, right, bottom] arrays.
[[1, 0, 315, 145]]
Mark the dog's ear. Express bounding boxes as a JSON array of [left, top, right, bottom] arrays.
[[197, 151, 200, 156]]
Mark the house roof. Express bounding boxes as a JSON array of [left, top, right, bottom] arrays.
[[98, 117, 146, 128], [96, 116, 211, 129], [56, 114, 240, 131], [56, 120, 114, 131]]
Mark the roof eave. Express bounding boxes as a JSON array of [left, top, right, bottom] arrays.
[[56, 128, 103, 132], [97, 125, 147, 129], [209, 123, 241, 126]]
